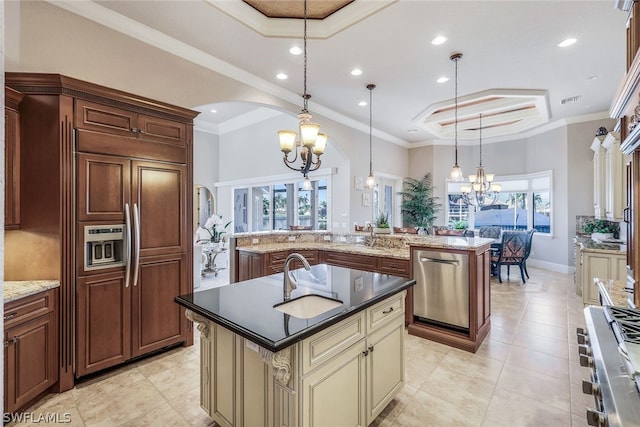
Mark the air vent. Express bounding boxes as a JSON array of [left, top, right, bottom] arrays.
[[561, 95, 582, 104]]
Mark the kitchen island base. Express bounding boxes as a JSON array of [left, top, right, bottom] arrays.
[[186, 291, 406, 427]]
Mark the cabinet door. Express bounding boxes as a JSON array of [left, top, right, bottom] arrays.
[[75, 99, 137, 137], [131, 253, 187, 357], [138, 114, 187, 147], [583, 253, 619, 305], [5, 108, 20, 228], [5, 312, 57, 412], [77, 153, 131, 222], [238, 251, 264, 281], [366, 318, 404, 424], [76, 271, 131, 377], [132, 160, 187, 257], [301, 340, 367, 427]]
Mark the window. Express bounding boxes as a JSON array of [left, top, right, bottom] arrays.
[[233, 176, 329, 232], [447, 171, 552, 234]]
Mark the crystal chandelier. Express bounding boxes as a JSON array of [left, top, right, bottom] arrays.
[[448, 52, 464, 182], [278, 0, 327, 190], [365, 83, 376, 189], [460, 114, 501, 208]]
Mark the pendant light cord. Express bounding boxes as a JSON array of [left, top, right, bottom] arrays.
[[454, 55, 459, 166], [369, 85, 373, 175], [302, 0, 309, 113], [479, 113, 483, 166]]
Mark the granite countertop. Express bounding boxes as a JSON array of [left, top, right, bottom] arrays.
[[595, 278, 630, 307], [4, 280, 60, 303], [575, 235, 627, 255], [175, 264, 415, 352], [235, 236, 494, 259]]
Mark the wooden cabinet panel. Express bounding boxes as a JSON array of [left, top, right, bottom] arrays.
[[377, 257, 410, 277], [4, 289, 58, 413], [138, 114, 187, 147], [324, 251, 374, 271], [132, 254, 187, 357], [77, 153, 131, 222], [76, 272, 130, 377], [366, 318, 404, 424], [238, 251, 263, 281], [75, 99, 137, 137], [5, 87, 23, 229], [133, 161, 187, 257]]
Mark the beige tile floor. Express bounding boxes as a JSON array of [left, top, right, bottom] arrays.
[[14, 266, 594, 426]]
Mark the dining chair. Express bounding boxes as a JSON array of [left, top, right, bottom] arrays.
[[462, 229, 475, 237], [491, 230, 528, 283], [523, 228, 536, 278], [479, 226, 502, 239]]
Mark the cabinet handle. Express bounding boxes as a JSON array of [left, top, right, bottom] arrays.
[[4, 312, 18, 321], [131, 127, 139, 133], [368, 345, 374, 353], [11, 337, 18, 344], [3, 340, 9, 348], [382, 307, 394, 314], [138, 129, 145, 134], [362, 349, 369, 357]]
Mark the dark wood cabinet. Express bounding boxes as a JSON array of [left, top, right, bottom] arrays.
[[4, 87, 24, 229], [377, 257, 410, 277], [4, 289, 58, 413], [5, 73, 198, 388], [238, 250, 263, 281], [324, 251, 374, 271]]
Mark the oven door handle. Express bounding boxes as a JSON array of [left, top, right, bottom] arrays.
[[132, 203, 141, 287], [124, 203, 132, 288]]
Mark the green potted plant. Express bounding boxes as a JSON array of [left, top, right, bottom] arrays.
[[583, 219, 619, 241], [398, 173, 441, 234], [373, 211, 391, 234], [451, 220, 467, 230]]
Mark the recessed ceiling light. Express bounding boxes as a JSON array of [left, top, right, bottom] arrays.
[[557, 38, 577, 47], [289, 46, 302, 55], [407, 129, 419, 133], [351, 68, 363, 76], [358, 101, 368, 107], [431, 36, 447, 45], [210, 109, 217, 113], [276, 73, 288, 80], [437, 76, 449, 83], [586, 75, 598, 81]]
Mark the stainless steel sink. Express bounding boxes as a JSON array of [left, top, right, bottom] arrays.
[[273, 295, 343, 319]]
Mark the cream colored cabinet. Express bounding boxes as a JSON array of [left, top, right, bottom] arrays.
[[580, 249, 627, 305], [190, 291, 406, 427], [602, 132, 628, 221], [574, 242, 583, 297], [592, 136, 606, 219]]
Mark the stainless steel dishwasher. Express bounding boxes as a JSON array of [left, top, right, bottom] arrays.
[[412, 249, 469, 331]]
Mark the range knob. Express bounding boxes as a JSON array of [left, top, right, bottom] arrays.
[[577, 327, 590, 345], [585, 408, 606, 426], [579, 344, 592, 356], [582, 380, 601, 399], [580, 354, 594, 368]]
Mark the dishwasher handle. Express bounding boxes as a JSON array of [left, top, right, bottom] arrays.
[[419, 257, 460, 266]]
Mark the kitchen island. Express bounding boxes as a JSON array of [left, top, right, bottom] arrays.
[[175, 263, 414, 427]]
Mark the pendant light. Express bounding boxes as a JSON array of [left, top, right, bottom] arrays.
[[365, 83, 377, 189], [278, 0, 327, 181], [448, 52, 464, 182]]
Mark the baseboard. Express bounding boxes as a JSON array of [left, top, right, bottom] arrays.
[[527, 259, 572, 275]]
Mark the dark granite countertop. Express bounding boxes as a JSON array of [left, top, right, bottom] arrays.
[[175, 264, 415, 352]]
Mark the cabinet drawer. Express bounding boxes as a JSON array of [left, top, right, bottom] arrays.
[[75, 99, 136, 137], [324, 251, 373, 271], [377, 258, 409, 277], [4, 288, 56, 329], [367, 291, 405, 333], [299, 311, 366, 375]]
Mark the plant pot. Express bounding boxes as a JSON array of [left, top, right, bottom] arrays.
[[373, 227, 391, 234], [591, 232, 614, 241]]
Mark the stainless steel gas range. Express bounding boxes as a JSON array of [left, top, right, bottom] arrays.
[[580, 305, 640, 426]]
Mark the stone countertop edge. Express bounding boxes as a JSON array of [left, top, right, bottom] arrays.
[[4, 280, 60, 303], [574, 235, 627, 254], [176, 279, 415, 353], [235, 237, 494, 258], [596, 278, 629, 307]]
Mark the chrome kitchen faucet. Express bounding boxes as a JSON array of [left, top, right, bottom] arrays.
[[283, 253, 311, 300]]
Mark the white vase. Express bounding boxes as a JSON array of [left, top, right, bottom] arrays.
[[373, 227, 391, 234]]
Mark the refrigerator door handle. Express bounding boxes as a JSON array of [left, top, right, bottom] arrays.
[[124, 203, 132, 288], [132, 203, 141, 287]]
